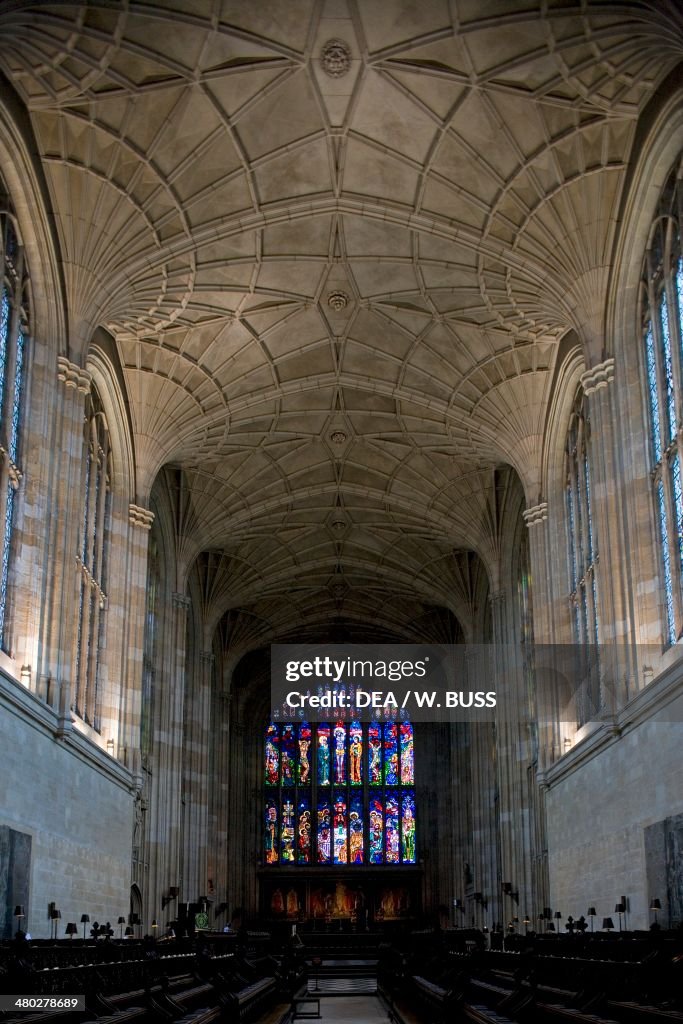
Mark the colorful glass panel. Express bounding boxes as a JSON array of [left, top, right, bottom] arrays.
[[263, 720, 416, 866], [385, 790, 399, 864], [281, 723, 295, 786], [317, 795, 331, 864], [298, 721, 312, 784], [383, 723, 399, 784], [368, 722, 382, 785], [400, 721, 414, 784], [317, 723, 330, 785], [265, 723, 279, 785], [264, 797, 278, 865], [349, 792, 364, 864], [333, 790, 348, 864], [297, 794, 311, 864], [349, 720, 362, 785], [333, 723, 346, 783], [401, 791, 416, 863], [281, 795, 295, 862], [369, 795, 383, 864]]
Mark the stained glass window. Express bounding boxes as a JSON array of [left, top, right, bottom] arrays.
[[264, 720, 417, 866], [641, 155, 683, 646], [0, 194, 30, 651], [74, 389, 112, 730], [565, 388, 600, 721]]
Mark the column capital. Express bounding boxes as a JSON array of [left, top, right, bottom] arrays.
[[57, 355, 91, 393], [172, 592, 191, 610], [129, 503, 155, 529], [580, 357, 614, 395], [523, 501, 548, 528]]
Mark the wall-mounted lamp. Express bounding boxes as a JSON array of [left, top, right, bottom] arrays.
[[80, 913, 90, 941], [502, 882, 519, 903], [162, 886, 179, 911], [470, 892, 488, 910], [614, 901, 625, 932], [649, 898, 661, 927], [587, 907, 596, 933]]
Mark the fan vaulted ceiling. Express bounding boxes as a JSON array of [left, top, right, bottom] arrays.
[[0, 0, 680, 639]]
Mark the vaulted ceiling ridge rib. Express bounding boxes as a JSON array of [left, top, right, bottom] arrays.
[[93, 196, 573, 317], [192, 482, 487, 553]]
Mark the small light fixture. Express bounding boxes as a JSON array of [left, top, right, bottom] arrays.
[[615, 901, 625, 932], [117, 916, 126, 939], [124, 926, 134, 938], [602, 917, 614, 932], [80, 913, 90, 940], [50, 908, 61, 941], [649, 897, 661, 926], [106, 738, 115, 755], [65, 922, 78, 940]]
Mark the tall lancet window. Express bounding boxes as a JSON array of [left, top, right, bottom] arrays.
[[641, 155, 683, 646], [566, 388, 600, 721], [74, 388, 112, 729], [0, 193, 30, 650]]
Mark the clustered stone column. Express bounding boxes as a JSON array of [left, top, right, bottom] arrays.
[[181, 649, 214, 903], [38, 357, 91, 732], [580, 358, 636, 709], [145, 591, 189, 926]]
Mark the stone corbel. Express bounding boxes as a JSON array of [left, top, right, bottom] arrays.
[[580, 358, 614, 395], [57, 355, 92, 393], [129, 503, 155, 530], [522, 501, 548, 528]]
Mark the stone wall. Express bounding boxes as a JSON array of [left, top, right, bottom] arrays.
[[0, 669, 135, 938], [546, 670, 683, 931]]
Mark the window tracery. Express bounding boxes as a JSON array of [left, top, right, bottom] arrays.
[[264, 719, 416, 867], [0, 189, 29, 650], [74, 388, 111, 728], [641, 154, 683, 645]]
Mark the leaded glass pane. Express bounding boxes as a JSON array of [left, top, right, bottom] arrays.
[[264, 719, 417, 866], [659, 292, 677, 442], [645, 325, 662, 464], [401, 791, 416, 863], [658, 480, 676, 645]]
